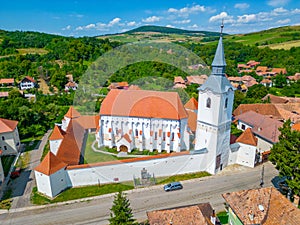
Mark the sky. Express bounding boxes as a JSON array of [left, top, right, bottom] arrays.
[[0, 0, 300, 37]]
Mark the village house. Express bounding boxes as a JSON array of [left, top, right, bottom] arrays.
[[19, 76, 37, 90], [223, 187, 300, 225], [65, 81, 78, 91], [147, 202, 220, 225], [173, 76, 186, 89], [234, 110, 283, 155], [0, 118, 21, 155], [0, 78, 14, 87], [108, 81, 129, 90], [185, 75, 208, 85], [287, 73, 300, 83]]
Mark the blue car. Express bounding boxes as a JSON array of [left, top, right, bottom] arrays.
[[164, 182, 183, 192]]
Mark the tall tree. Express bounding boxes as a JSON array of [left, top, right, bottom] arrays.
[[269, 120, 300, 195], [109, 191, 136, 225]]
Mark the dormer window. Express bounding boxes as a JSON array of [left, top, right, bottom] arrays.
[[206, 98, 211, 108], [225, 98, 228, 109]]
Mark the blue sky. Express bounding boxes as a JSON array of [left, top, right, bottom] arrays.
[[0, 0, 299, 36]]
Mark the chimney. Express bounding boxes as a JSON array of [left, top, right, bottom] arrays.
[[210, 209, 216, 225], [249, 210, 254, 221]]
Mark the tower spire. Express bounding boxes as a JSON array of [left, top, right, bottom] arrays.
[[211, 21, 226, 74]]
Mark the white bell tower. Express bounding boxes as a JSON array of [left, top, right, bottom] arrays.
[[194, 23, 235, 174]]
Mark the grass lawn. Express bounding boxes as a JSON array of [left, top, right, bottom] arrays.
[[17, 48, 48, 55], [156, 171, 211, 185], [0, 188, 13, 209], [217, 211, 229, 224], [84, 134, 118, 163], [31, 183, 133, 205], [1, 155, 15, 176], [41, 141, 50, 161]]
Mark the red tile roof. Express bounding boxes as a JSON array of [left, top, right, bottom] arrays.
[[236, 128, 258, 146], [256, 66, 268, 73], [0, 118, 18, 133], [56, 119, 85, 165], [186, 110, 197, 133], [35, 152, 67, 176], [49, 125, 65, 140], [123, 133, 132, 143], [147, 203, 217, 225], [100, 89, 188, 120], [292, 123, 300, 131], [185, 97, 198, 110], [272, 68, 287, 74], [262, 94, 289, 104], [65, 106, 81, 119], [186, 75, 207, 85], [223, 187, 300, 225], [0, 78, 14, 84], [22, 76, 36, 83], [233, 104, 284, 120], [127, 85, 141, 90], [75, 115, 98, 130], [174, 76, 185, 84]]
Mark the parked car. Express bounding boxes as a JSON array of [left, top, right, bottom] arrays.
[[10, 167, 21, 179], [164, 182, 183, 192]]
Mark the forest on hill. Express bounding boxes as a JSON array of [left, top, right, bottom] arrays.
[[0, 27, 299, 138]]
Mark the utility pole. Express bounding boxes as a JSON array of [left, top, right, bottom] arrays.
[[260, 165, 264, 188]]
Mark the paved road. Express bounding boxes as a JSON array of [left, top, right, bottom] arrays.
[[0, 162, 278, 225], [9, 130, 52, 209]]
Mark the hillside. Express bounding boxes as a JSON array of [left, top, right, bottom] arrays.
[[98, 25, 300, 50], [123, 25, 221, 36]]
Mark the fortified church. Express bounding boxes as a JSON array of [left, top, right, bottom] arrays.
[[35, 27, 237, 197]]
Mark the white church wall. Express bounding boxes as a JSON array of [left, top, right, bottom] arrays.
[[66, 153, 210, 187], [35, 171, 53, 197]]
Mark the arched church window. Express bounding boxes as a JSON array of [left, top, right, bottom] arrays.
[[225, 98, 228, 109], [206, 98, 211, 108], [135, 129, 138, 137]]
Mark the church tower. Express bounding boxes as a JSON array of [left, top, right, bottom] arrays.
[[194, 24, 235, 174]]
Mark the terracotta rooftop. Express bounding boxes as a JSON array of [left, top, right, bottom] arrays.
[[186, 75, 208, 85], [65, 106, 81, 119], [235, 111, 283, 143], [173, 83, 187, 89], [0, 78, 14, 84], [292, 123, 300, 131], [35, 152, 67, 176], [256, 66, 268, 72], [49, 125, 65, 140], [108, 82, 129, 89], [65, 81, 77, 87], [174, 76, 185, 84], [223, 187, 300, 225], [147, 203, 218, 225], [127, 85, 141, 90], [262, 94, 289, 104], [56, 119, 85, 165], [0, 92, 9, 98], [184, 97, 198, 110], [234, 104, 284, 120], [186, 110, 197, 133], [22, 76, 36, 83], [100, 89, 188, 120], [75, 115, 98, 130], [0, 118, 18, 133], [272, 68, 287, 74], [236, 128, 258, 146]]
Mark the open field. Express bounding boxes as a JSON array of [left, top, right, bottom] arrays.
[[17, 48, 48, 55], [266, 40, 300, 50]]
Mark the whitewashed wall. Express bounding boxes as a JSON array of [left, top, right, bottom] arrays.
[[235, 143, 256, 168], [66, 153, 210, 187], [256, 137, 273, 152]]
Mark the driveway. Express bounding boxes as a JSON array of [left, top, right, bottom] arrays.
[[9, 130, 52, 209]]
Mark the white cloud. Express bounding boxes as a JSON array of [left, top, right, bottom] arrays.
[[173, 19, 191, 24], [85, 23, 96, 29], [127, 21, 137, 26], [189, 24, 199, 29], [209, 12, 234, 23], [62, 25, 71, 31], [108, 18, 121, 27], [276, 18, 291, 24], [267, 0, 290, 7], [291, 8, 300, 14], [237, 14, 257, 23], [273, 7, 288, 13], [234, 3, 250, 10], [166, 24, 175, 28], [167, 5, 206, 17], [142, 16, 160, 23]]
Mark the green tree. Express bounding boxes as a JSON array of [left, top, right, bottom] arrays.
[[109, 191, 136, 225], [269, 120, 300, 195]]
